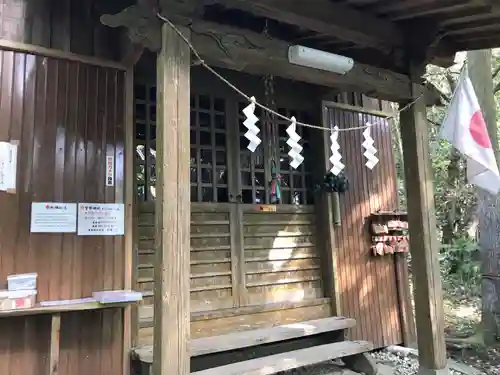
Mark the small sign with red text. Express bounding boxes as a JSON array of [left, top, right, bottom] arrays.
[[30, 202, 77, 233], [106, 154, 114, 187], [77, 203, 124, 236]]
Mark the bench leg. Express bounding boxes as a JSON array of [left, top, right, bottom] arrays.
[[343, 353, 379, 375]]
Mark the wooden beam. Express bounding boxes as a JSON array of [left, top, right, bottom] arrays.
[[399, 79, 448, 375], [100, 4, 444, 102], [0, 39, 126, 70], [392, 3, 479, 21], [206, 0, 404, 51], [394, 254, 417, 347], [121, 42, 145, 66], [186, 20, 415, 102], [153, 23, 191, 375], [440, 9, 500, 27]]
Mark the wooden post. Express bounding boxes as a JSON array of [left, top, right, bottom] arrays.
[[124, 67, 135, 374], [49, 313, 61, 375], [153, 23, 191, 375], [315, 105, 342, 316], [399, 82, 448, 375]]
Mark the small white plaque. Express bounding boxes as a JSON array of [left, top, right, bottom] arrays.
[[30, 202, 77, 233], [0, 141, 18, 193], [77, 203, 124, 236], [106, 154, 114, 187]]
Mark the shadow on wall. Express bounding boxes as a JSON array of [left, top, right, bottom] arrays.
[[329, 107, 404, 348]]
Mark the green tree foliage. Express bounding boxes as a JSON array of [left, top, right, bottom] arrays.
[[393, 50, 500, 286]]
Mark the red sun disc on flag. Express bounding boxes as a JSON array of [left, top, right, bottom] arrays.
[[469, 110, 491, 149]]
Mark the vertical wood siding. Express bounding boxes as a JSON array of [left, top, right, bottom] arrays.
[[0, 48, 126, 375], [325, 95, 403, 348], [0, 0, 121, 59]]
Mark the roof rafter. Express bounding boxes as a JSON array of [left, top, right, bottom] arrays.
[[202, 0, 405, 53]]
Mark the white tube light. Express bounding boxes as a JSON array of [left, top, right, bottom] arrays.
[[288, 45, 354, 75]]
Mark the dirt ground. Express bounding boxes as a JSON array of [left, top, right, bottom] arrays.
[[442, 279, 500, 375]]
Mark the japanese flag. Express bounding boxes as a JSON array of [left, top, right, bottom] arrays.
[[440, 71, 500, 194]]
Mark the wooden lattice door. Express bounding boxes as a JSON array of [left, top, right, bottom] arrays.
[[135, 85, 232, 204], [134, 83, 236, 313]]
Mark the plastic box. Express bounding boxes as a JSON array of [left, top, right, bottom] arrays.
[[7, 273, 38, 291], [0, 290, 37, 310]]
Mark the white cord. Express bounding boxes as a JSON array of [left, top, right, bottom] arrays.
[[156, 13, 423, 132]]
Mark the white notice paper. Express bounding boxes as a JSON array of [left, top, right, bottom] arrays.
[[0, 141, 18, 192], [30, 202, 77, 233], [77, 203, 124, 236], [106, 154, 114, 187]]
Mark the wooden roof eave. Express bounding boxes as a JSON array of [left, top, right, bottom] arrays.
[[101, 1, 441, 103]]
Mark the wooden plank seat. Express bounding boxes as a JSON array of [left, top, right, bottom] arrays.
[[131, 316, 379, 375], [192, 340, 374, 375], [134, 316, 356, 362]]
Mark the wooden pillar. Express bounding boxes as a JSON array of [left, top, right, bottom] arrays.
[[315, 105, 341, 316], [153, 23, 191, 375], [399, 82, 448, 375]]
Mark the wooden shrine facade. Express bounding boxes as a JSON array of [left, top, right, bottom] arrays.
[[132, 63, 412, 349]]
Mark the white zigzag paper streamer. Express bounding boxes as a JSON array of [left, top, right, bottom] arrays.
[[362, 123, 379, 169], [242, 96, 261, 152], [286, 116, 304, 169], [329, 126, 345, 176]]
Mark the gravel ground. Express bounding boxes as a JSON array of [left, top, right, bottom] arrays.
[[370, 350, 462, 375], [276, 349, 488, 375]]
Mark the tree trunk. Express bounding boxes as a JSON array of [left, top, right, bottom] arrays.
[[441, 149, 461, 245], [467, 49, 500, 345]]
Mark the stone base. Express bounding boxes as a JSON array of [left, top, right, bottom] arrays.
[[418, 366, 450, 375], [343, 353, 379, 375]]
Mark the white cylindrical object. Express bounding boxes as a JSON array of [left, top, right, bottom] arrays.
[[288, 45, 354, 75]]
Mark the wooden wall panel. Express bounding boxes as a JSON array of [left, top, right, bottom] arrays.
[[137, 202, 331, 347], [0, 0, 122, 59], [0, 48, 126, 375], [324, 95, 403, 349], [138, 202, 234, 311], [138, 299, 333, 346], [242, 207, 324, 306]]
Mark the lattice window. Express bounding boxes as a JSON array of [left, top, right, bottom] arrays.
[[134, 83, 156, 202], [277, 107, 314, 205], [190, 94, 229, 203], [238, 103, 314, 205], [135, 86, 229, 203]]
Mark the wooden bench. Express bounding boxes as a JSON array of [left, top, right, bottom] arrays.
[[131, 316, 378, 375], [192, 340, 374, 375]]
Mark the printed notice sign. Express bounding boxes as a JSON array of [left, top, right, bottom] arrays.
[[77, 203, 124, 236], [30, 202, 77, 233], [0, 141, 18, 193], [106, 154, 114, 187]]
